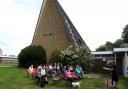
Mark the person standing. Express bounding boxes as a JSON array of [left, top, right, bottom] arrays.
[[103, 64, 119, 88], [111, 65, 119, 88]]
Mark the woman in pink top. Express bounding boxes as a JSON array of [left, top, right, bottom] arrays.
[[64, 65, 73, 82]]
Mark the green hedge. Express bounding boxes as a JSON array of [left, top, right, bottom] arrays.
[[18, 45, 46, 68]]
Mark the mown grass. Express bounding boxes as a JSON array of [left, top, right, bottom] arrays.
[[0, 64, 127, 89], [119, 76, 128, 89]]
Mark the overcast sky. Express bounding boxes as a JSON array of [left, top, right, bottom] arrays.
[[0, 0, 127, 55]]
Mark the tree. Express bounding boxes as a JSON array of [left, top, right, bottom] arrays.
[[105, 41, 113, 51], [113, 39, 123, 48], [96, 45, 106, 51], [96, 41, 113, 51], [122, 24, 128, 43], [18, 45, 46, 68]]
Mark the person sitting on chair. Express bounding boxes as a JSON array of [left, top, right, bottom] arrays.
[[75, 65, 82, 78], [27, 65, 33, 78], [36, 66, 48, 87], [64, 65, 73, 83]]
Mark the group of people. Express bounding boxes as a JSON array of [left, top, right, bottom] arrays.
[[27, 62, 119, 88], [64, 65, 85, 83], [27, 63, 85, 87], [27, 65, 48, 87]]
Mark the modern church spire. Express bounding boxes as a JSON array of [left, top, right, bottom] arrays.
[[32, 0, 87, 62]]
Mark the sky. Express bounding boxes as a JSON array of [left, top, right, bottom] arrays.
[[0, 0, 127, 55]]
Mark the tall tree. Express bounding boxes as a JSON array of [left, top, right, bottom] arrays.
[[122, 24, 128, 43], [113, 39, 123, 48], [96, 41, 113, 51], [105, 41, 114, 51], [96, 45, 106, 51]]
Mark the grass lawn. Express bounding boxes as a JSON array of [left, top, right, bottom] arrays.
[[119, 76, 128, 89], [0, 64, 127, 89]]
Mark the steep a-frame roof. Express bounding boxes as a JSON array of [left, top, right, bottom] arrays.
[[53, 0, 85, 46], [32, 0, 88, 61]]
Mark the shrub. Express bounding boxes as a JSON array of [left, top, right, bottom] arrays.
[[51, 45, 93, 73], [18, 45, 46, 68], [49, 50, 61, 63]]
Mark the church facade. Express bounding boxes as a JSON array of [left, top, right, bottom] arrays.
[[32, 0, 87, 62]]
